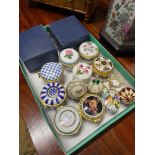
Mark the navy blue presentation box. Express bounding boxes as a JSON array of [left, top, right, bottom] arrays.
[[48, 15, 89, 49], [19, 25, 58, 73], [19, 16, 89, 73]]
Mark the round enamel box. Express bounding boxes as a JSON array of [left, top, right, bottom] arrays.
[[40, 82, 66, 108], [79, 41, 99, 60], [92, 57, 113, 77], [59, 48, 80, 71], [118, 87, 135, 105], [88, 78, 104, 94], [79, 94, 106, 123], [67, 79, 88, 100], [72, 62, 92, 81], [39, 62, 63, 82], [54, 106, 82, 135]]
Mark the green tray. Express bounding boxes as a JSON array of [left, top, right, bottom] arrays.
[[20, 26, 135, 155]]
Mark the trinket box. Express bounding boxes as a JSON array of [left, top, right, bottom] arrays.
[[118, 87, 135, 105], [67, 79, 87, 100], [48, 15, 89, 49], [59, 48, 80, 71], [79, 94, 106, 123], [54, 106, 82, 135], [79, 41, 99, 60], [39, 62, 63, 82], [92, 56, 113, 77], [73, 62, 92, 80], [104, 94, 120, 114], [88, 78, 104, 94], [40, 82, 66, 108], [19, 25, 58, 73]]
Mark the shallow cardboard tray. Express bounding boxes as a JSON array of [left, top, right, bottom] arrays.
[[19, 27, 135, 155]]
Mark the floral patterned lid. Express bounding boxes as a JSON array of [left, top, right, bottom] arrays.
[[79, 41, 99, 60], [118, 87, 135, 105], [40, 82, 66, 107], [54, 106, 82, 135], [79, 94, 106, 123], [40, 62, 63, 82], [67, 79, 87, 100], [93, 57, 113, 77], [88, 78, 104, 94], [73, 62, 92, 80], [59, 48, 79, 65]]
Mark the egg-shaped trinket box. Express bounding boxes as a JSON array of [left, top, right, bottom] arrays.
[[67, 79, 87, 100], [104, 94, 120, 114], [88, 78, 104, 94], [79, 94, 106, 123], [79, 41, 99, 60], [59, 48, 80, 71], [40, 82, 66, 108], [73, 62, 92, 81], [39, 62, 63, 82], [118, 87, 135, 105], [54, 106, 82, 135], [92, 57, 113, 77]]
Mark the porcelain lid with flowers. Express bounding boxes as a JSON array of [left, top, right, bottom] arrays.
[[93, 56, 113, 77], [73, 62, 92, 80], [79, 41, 99, 60], [59, 48, 79, 65]]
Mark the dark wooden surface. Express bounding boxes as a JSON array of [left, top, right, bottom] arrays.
[[19, 0, 135, 154]]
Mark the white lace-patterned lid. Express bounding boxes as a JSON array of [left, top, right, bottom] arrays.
[[59, 48, 79, 65], [73, 62, 92, 80], [54, 106, 82, 135], [79, 41, 99, 59]]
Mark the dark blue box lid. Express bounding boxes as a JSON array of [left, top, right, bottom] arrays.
[[48, 15, 89, 50], [19, 25, 58, 72]]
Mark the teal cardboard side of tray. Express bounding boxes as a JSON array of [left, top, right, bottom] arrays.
[[19, 26, 135, 155]]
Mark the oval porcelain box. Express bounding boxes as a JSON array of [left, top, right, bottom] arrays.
[[92, 57, 113, 77], [79, 94, 106, 123], [39, 62, 63, 82], [54, 106, 82, 135], [67, 79, 87, 100], [59, 48, 80, 71], [88, 78, 104, 94], [72, 62, 92, 81], [40, 82, 66, 108], [79, 41, 99, 60], [104, 94, 120, 114], [118, 87, 135, 105]]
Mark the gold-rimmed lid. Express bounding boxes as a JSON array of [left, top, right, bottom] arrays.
[[92, 57, 113, 77], [54, 106, 82, 135], [40, 82, 66, 108], [79, 94, 106, 123], [39, 62, 63, 82]]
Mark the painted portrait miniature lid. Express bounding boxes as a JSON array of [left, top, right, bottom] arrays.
[[59, 48, 79, 66], [73, 62, 92, 80], [79, 41, 99, 60], [79, 94, 106, 123], [118, 87, 135, 105], [54, 106, 82, 135], [88, 78, 104, 94], [104, 94, 120, 114], [93, 57, 113, 77], [67, 79, 87, 100], [40, 62, 63, 82], [40, 82, 66, 107]]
